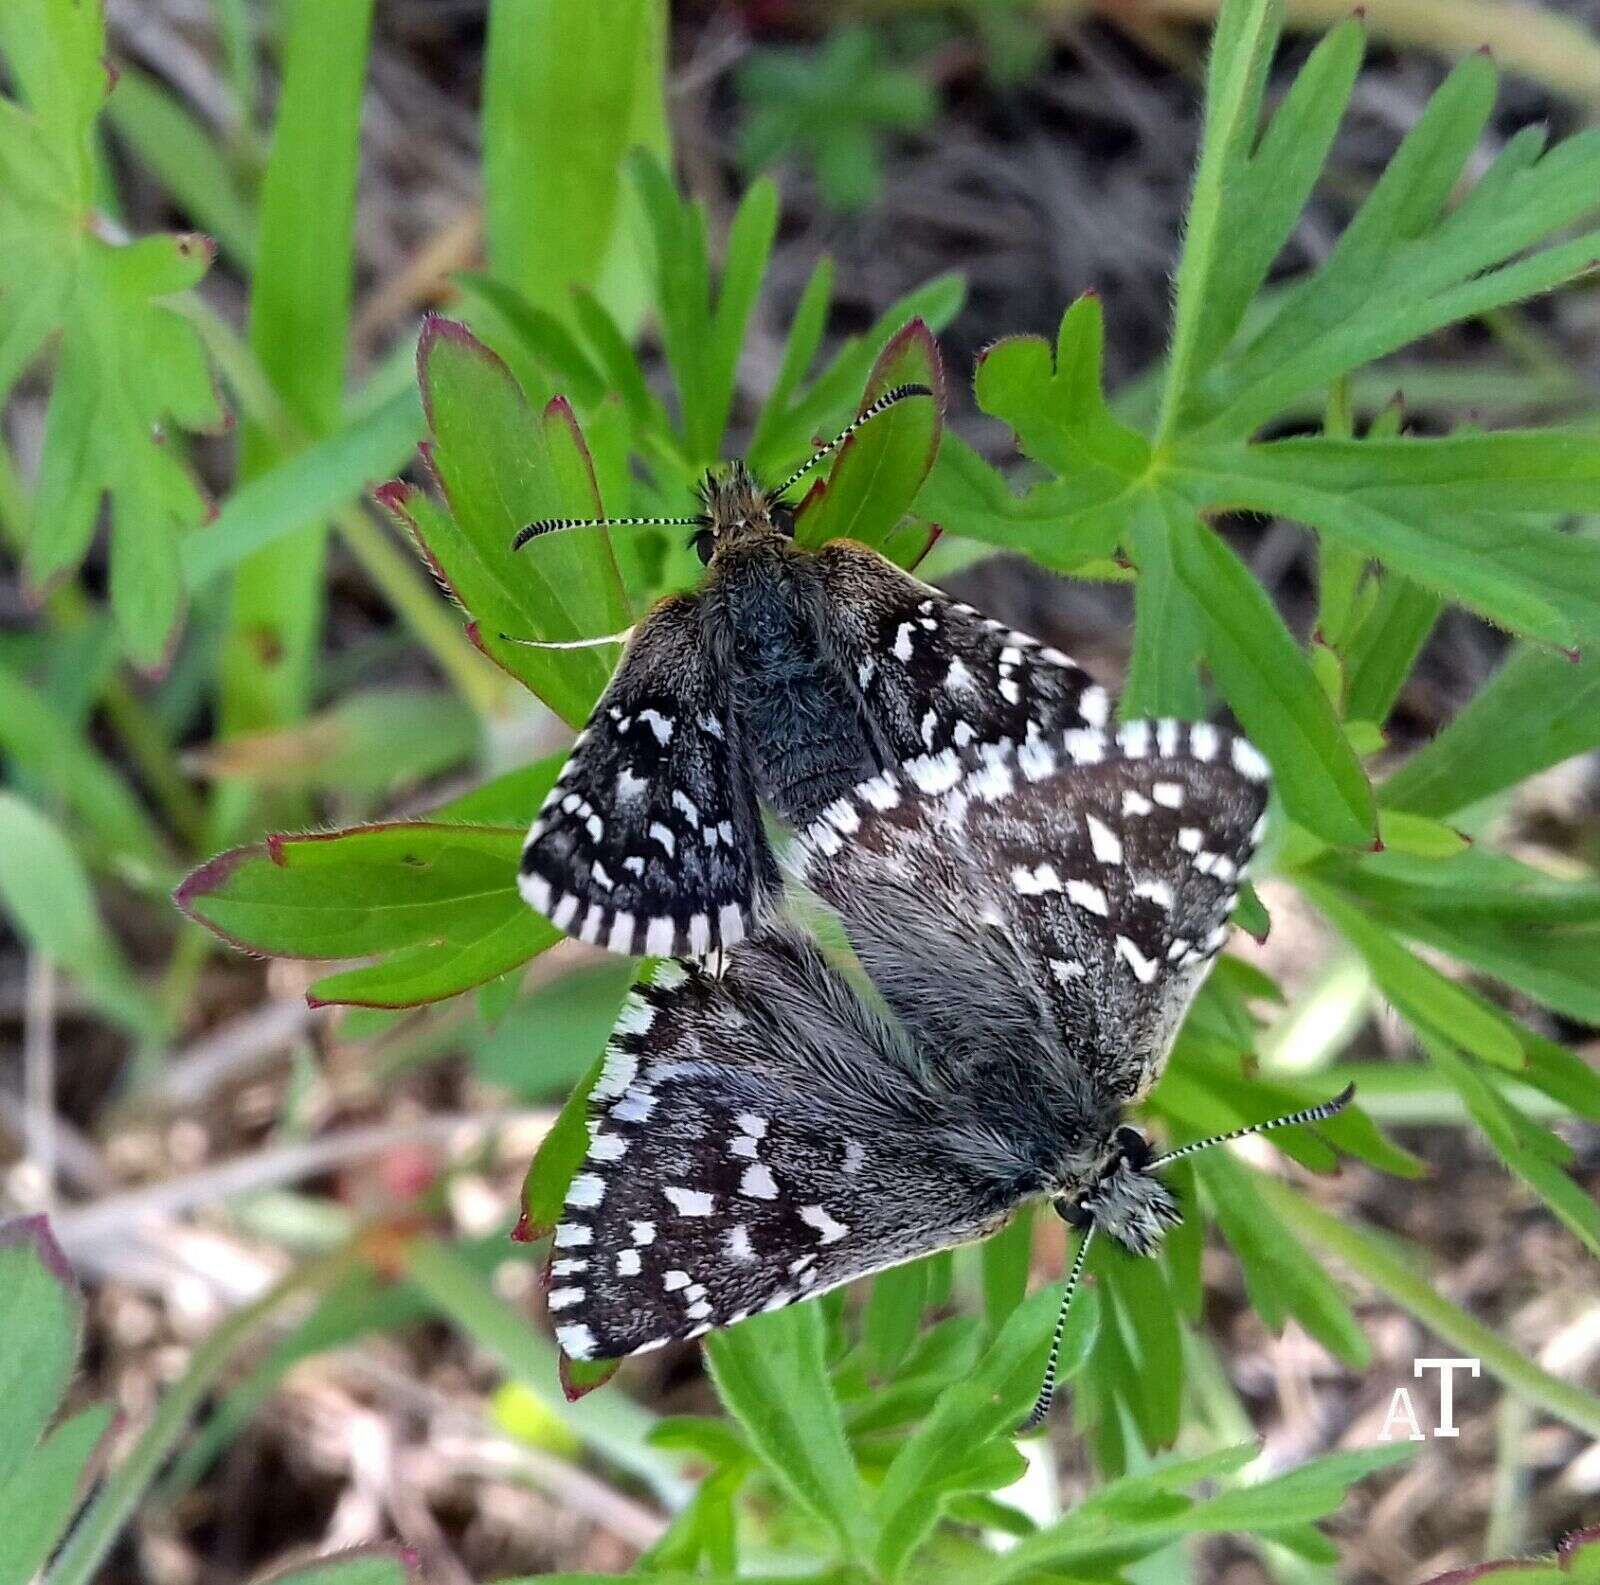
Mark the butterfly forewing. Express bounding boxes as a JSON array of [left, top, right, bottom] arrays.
[[519, 597, 774, 957], [814, 541, 1114, 763], [547, 933, 1021, 1363], [795, 719, 1271, 1105]]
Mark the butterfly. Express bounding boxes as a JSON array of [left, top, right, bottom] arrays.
[[512, 377, 1114, 959], [541, 712, 1355, 1425]]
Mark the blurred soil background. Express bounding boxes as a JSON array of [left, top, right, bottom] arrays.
[[4, 1, 1600, 1580]]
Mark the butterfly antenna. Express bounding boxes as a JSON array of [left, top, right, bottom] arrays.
[[1019, 1223, 1095, 1435], [772, 382, 935, 501], [1147, 1083, 1357, 1172], [498, 625, 636, 650], [512, 514, 700, 552]]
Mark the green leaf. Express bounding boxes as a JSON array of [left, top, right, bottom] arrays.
[[0, 662, 167, 867], [1198, 1153, 1369, 1367], [1262, 1177, 1600, 1439], [1423, 1036, 1600, 1258], [1175, 436, 1600, 649], [184, 385, 423, 587], [255, 1545, 416, 1585], [748, 255, 834, 461], [482, 0, 666, 338], [220, 0, 373, 732], [480, 957, 637, 1101], [0, 793, 158, 1034], [0, 1217, 81, 1491], [407, 317, 630, 723], [176, 822, 557, 1009], [704, 1305, 874, 1561], [979, 1205, 1035, 1335], [1306, 881, 1524, 1069], [975, 298, 1149, 491], [104, 61, 257, 269], [1123, 494, 1207, 720], [794, 318, 943, 552], [0, 0, 224, 664], [704, 178, 780, 459], [865, 1260, 929, 1380], [519, 1058, 602, 1247], [1382, 645, 1600, 818], [0, 1402, 112, 1585], [873, 1278, 1098, 1580], [1340, 573, 1440, 727], [1169, 514, 1375, 846], [1192, 52, 1600, 438], [1154, 0, 1280, 441]]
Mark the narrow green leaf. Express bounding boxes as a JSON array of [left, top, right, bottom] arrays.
[[704, 177, 779, 455], [482, 0, 666, 337], [222, 0, 373, 729], [1101, 1245, 1183, 1446], [865, 1260, 929, 1380], [520, 1056, 603, 1245], [0, 794, 157, 1034], [0, 1402, 112, 1585], [480, 958, 637, 1101], [704, 1305, 873, 1561], [454, 270, 607, 413], [254, 1548, 414, 1585], [1306, 882, 1524, 1069], [1262, 1177, 1600, 1439], [1123, 494, 1207, 720], [748, 254, 833, 462], [873, 1279, 1098, 1580], [1343, 573, 1440, 726], [1156, 0, 1280, 441], [1169, 514, 1375, 846], [980, 1205, 1034, 1335], [1382, 645, 1600, 818]]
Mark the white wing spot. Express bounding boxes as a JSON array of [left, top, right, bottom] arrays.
[[639, 709, 674, 745], [1157, 720, 1181, 757], [671, 790, 700, 827], [687, 913, 711, 955], [719, 904, 746, 947], [860, 774, 901, 810], [644, 916, 676, 957], [1087, 815, 1123, 866], [551, 1258, 588, 1277], [946, 658, 974, 691], [725, 1224, 756, 1263], [740, 1163, 779, 1200], [595, 1045, 638, 1099], [547, 1286, 585, 1310], [663, 1269, 691, 1291], [1011, 862, 1063, 896], [648, 822, 675, 858], [843, 1141, 866, 1174], [566, 1173, 606, 1209], [1018, 738, 1055, 781], [1191, 722, 1221, 761], [1079, 686, 1111, 728], [1178, 828, 1203, 854], [1064, 729, 1106, 765], [550, 894, 579, 930], [1133, 878, 1175, 910], [1067, 879, 1109, 916], [1051, 958, 1086, 983], [799, 1205, 849, 1244], [1233, 737, 1271, 781], [607, 913, 636, 954], [521, 873, 552, 913], [556, 1323, 596, 1359], [665, 1187, 714, 1216], [631, 1221, 656, 1245], [1153, 781, 1184, 809], [554, 1223, 593, 1248], [623, 855, 645, 876], [589, 1132, 627, 1162], [1122, 790, 1153, 817], [906, 750, 962, 794], [611, 1087, 657, 1123], [1116, 935, 1160, 983], [616, 1248, 641, 1276], [701, 713, 725, 740], [736, 1113, 768, 1138], [894, 623, 916, 662]]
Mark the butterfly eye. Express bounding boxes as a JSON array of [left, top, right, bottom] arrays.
[[689, 528, 716, 565], [1114, 1126, 1152, 1169], [1056, 1199, 1093, 1228], [770, 502, 797, 539]]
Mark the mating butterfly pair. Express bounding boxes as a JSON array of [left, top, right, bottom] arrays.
[[512, 380, 1351, 1425]]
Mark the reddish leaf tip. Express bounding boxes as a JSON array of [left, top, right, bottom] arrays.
[[511, 1208, 543, 1244], [372, 480, 414, 516], [1369, 835, 1386, 853], [1080, 288, 1102, 302], [0, 1213, 76, 1287], [558, 1352, 617, 1401], [173, 844, 261, 916], [1475, 41, 1493, 56], [1564, 646, 1583, 664]]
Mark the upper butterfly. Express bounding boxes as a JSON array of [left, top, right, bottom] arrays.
[[512, 371, 1112, 960]]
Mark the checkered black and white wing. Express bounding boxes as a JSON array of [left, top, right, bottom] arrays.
[[814, 540, 1112, 762], [546, 934, 1024, 1364], [793, 719, 1272, 1106], [519, 597, 775, 958]]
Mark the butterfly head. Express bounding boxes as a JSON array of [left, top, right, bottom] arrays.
[[1056, 1125, 1181, 1258], [692, 462, 794, 565]]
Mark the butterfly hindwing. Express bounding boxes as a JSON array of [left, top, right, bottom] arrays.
[[813, 540, 1113, 764], [519, 596, 775, 957], [794, 719, 1272, 1106], [547, 935, 1022, 1363]]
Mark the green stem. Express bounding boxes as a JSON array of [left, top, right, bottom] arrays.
[[1258, 1176, 1600, 1439], [46, 1250, 348, 1585]]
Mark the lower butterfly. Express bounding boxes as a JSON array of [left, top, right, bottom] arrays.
[[542, 714, 1354, 1427]]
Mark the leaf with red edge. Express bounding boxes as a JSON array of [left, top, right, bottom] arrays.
[[175, 821, 558, 1009], [559, 1351, 623, 1401], [794, 318, 943, 552], [389, 316, 631, 725]]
